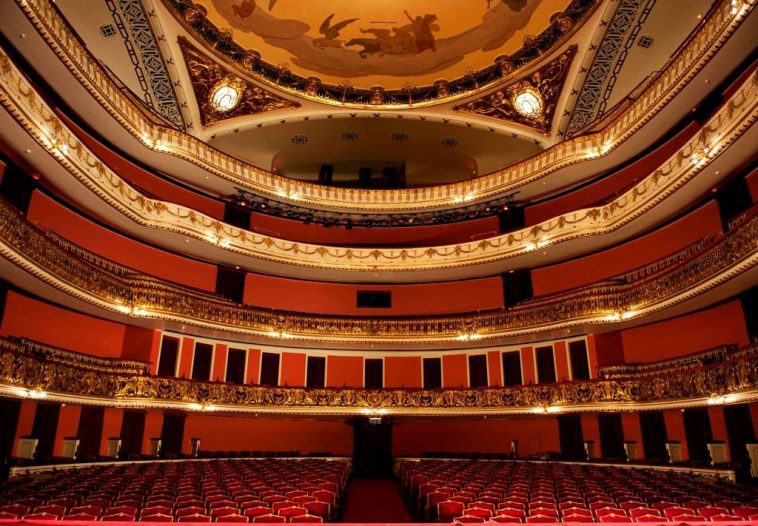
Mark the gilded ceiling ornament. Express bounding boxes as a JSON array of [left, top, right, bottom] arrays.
[[178, 37, 299, 126], [454, 46, 577, 133]]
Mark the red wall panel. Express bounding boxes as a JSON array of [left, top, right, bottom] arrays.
[[442, 354, 468, 388], [13, 401, 36, 457], [53, 405, 81, 457], [0, 292, 125, 358], [183, 414, 352, 455], [100, 408, 123, 456], [27, 191, 217, 291], [246, 349, 261, 384], [525, 123, 700, 226], [581, 415, 601, 458], [487, 351, 502, 387], [384, 357, 422, 388], [244, 274, 504, 316], [326, 356, 364, 388], [251, 213, 500, 246], [554, 341, 570, 383], [394, 418, 561, 456], [280, 352, 307, 387], [521, 346, 536, 384], [121, 326, 159, 363], [213, 344, 228, 382], [178, 338, 195, 378], [142, 412, 164, 455], [621, 413, 644, 459], [747, 168, 758, 203], [532, 202, 722, 296], [663, 410, 689, 460], [621, 301, 749, 362]]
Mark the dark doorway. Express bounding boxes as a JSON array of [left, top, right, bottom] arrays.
[[684, 409, 713, 464], [558, 415, 584, 460], [353, 418, 393, 476], [724, 405, 756, 481]]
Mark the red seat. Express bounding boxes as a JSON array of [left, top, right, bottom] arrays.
[[277, 506, 308, 520], [303, 501, 329, 518], [438, 500, 465, 522], [525, 516, 558, 523], [178, 506, 208, 517], [22, 513, 59, 520], [216, 514, 250, 522], [289, 514, 322, 523], [178, 513, 213, 522], [140, 513, 174, 522], [599, 515, 632, 523], [102, 512, 138, 521], [464, 507, 493, 519], [211, 507, 241, 517], [491, 516, 523, 523], [733, 507, 758, 518], [454, 516, 487, 523], [251, 513, 287, 523], [707, 514, 743, 521], [633, 515, 665, 523], [244, 506, 274, 518]]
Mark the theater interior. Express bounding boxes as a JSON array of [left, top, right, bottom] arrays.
[[0, 0, 757, 523]]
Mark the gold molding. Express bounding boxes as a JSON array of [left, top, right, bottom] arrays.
[[455, 47, 576, 134], [0, 194, 755, 344], [1, 336, 756, 417], [0, 42, 755, 273], [7, 0, 755, 212]]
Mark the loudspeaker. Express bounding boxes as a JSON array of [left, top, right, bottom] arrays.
[[224, 203, 251, 229], [502, 269, 533, 305], [715, 175, 751, 227], [358, 167, 372, 186], [498, 206, 525, 233], [215, 266, 246, 303], [357, 290, 391, 308], [318, 164, 334, 184]]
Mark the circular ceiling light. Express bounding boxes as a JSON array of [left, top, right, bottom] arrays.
[[209, 77, 244, 113], [511, 84, 543, 118]]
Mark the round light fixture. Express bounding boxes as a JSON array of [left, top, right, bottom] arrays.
[[510, 83, 544, 119], [209, 77, 244, 113]]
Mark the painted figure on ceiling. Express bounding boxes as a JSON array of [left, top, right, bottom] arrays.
[[346, 12, 440, 58]]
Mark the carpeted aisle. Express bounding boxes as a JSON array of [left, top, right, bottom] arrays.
[[341, 477, 413, 523]]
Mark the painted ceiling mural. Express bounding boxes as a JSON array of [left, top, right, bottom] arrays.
[[188, 0, 573, 89]]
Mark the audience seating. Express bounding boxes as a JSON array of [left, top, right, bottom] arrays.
[[0, 458, 349, 522], [401, 459, 758, 523]]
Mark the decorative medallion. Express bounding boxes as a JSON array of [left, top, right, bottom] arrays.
[[454, 46, 576, 133], [179, 37, 299, 125]]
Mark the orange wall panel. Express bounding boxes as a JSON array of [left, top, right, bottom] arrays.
[[554, 341, 570, 383], [183, 414, 352, 455], [621, 301, 749, 362], [532, 202, 722, 296], [326, 356, 364, 388], [246, 349, 261, 384], [213, 344, 228, 382], [280, 352, 307, 387], [244, 274, 504, 316], [708, 407, 728, 445], [581, 415, 601, 458], [394, 418, 561, 457], [13, 401, 36, 457], [252, 213, 500, 247], [385, 357, 422, 388], [27, 191, 217, 291], [178, 338, 195, 378], [142, 412, 164, 455], [621, 413, 644, 459], [521, 347, 536, 384], [487, 351, 502, 387], [100, 408, 123, 456], [53, 405, 81, 457], [121, 326, 159, 363], [0, 292, 125, 358], [663, 410, 689, 460], [442, 354, 468, 388]]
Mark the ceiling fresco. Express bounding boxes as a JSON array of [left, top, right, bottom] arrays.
[[179, 0, 574, 90]]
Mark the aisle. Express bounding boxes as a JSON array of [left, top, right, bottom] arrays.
[[341, 477, 413, 523]]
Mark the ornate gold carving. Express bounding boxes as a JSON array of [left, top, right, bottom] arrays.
[[0, 336, 756, 416], [6, 0, 753, 212], [0, 193, 755, 344], [179, 38, 298, 126], [454, 47, 576, 133]]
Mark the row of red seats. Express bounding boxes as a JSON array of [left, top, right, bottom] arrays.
[[0, 459, 350, 522], [400, 460, 758, 523]]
